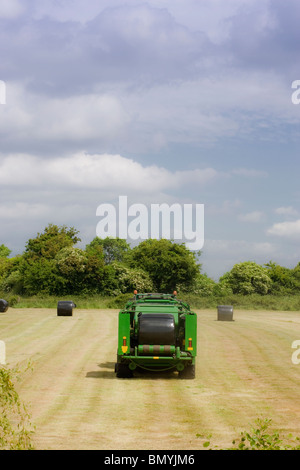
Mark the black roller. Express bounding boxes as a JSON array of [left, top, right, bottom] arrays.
[[138, 313, 175, 345], [57, 300, 76, 316], [0, 299, 8, 313]]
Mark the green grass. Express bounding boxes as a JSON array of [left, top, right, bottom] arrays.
[[0, 292, 133, 309], [183, 292, 300, 311], [1, 291, 300, 311]]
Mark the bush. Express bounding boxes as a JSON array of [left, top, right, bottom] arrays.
[[128, 238, 200, 292], [200, 418, 300, 450], [0, 364, 35, 450], [111, 262, 154, 294], [106, 293, 134, 309], [230, 418, 300, 450], [220, 261, 272, 295]]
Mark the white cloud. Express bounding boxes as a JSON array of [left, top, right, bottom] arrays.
[[0, 0, 23, 18], [0, 86, 130, 146], [0, 152, 218, 193], [267, 219, 300, 238], [1, 69, 296, 155], [239, 211, 264, 222], [275, 206, 298, 216]]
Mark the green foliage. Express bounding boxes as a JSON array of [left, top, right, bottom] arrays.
[[0, 255, 22, 292], [2, 223, 300, 301], [56, 247, 88, 293], [111, 262, 154, 294], [220, 261, 272, 295], [0, 244, 11, 258], [127, 238, 200, 292], [200, 418, 300, 450], [178, 273, 216, 296], [20, 257, 67, 296], [230, 418, 300, 450], [86, 237, 130, 264], [0, 364, 35, 450], [178, 272, 233, 297], [24, 223, 80, 261], [1, 269, 23, 294], [106, 293, 134, 308], [264, 261, 299, 294], [291, 262, 300, 291]]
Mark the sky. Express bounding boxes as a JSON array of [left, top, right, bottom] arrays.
[[0, 0, 300, 280]]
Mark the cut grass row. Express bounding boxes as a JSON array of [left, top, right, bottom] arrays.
[[4, 308, 300, 450]]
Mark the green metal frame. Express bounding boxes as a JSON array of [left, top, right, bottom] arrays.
[[116, 293, 197, 375]]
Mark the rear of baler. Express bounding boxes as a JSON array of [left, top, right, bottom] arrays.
[[115, 292, 197, 378]]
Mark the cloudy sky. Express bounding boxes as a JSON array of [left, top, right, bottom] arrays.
[[1, 0, 300, 279]]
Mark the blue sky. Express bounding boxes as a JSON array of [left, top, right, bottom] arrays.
[[0, 0, 300, 279]]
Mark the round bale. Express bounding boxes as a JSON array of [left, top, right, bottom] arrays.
[[0, 299, 9, 313], [57, 300, 76, 316], [217, 305, 234, 321]]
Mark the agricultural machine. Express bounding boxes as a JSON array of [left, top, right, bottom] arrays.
[[115, 292, 197, 378]]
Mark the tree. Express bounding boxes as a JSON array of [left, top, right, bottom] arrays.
[[20, 257, 67, 295], [18, 224, 81, 295], [179, 272, 218, 296], [24, 224, 80, 260], [111, 262, 154, 294], [86, 237, 130, 264], [0, 255, 23, 293], [56, 247, 88, 294], [220, 261, 272, 295], [290, 262, 300, 292], [84, 254, 116, 295], [127, 238, 200, 292], [264, 261, 296, 293], [0, 244, 11, 258]]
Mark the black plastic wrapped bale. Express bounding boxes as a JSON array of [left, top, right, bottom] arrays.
[[217, 305, 233, 321], [57, 300, 76, 316], [138, 313, 176, 345], [0, 299, 8, 313]]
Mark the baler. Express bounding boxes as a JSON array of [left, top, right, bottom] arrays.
[[115, 292, 197, 378]]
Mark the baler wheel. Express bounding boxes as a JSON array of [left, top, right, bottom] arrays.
[[178, 364, 195, 379], [115, 363, 133, 378]]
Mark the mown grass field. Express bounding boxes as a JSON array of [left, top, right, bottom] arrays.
[[1, 307, 300, 450]]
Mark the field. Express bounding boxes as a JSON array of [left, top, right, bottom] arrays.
[[1, 307, 300, 450]]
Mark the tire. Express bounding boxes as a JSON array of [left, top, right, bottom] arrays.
[[115, 363, 133, 378], [179, 364, 195, 379]]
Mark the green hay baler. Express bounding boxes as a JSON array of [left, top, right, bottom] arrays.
[[115, 292, 197, 378]]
